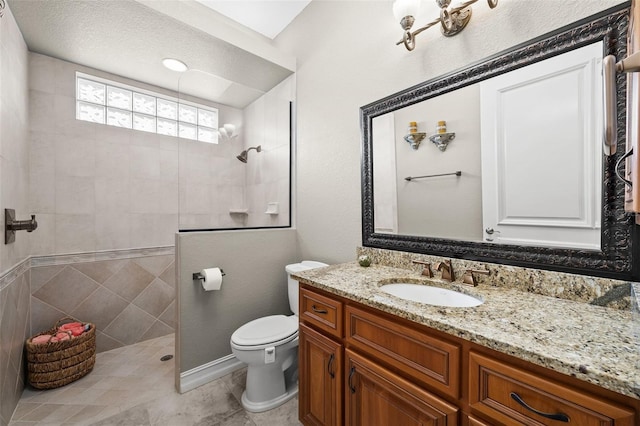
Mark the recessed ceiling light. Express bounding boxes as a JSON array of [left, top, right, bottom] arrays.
[[162, 58, 188, 72]]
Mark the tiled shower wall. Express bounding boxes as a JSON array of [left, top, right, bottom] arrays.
[[0, 4, 30, 426], [27, 52, 247, 254], [30, 252, 175, 354], [0, 268, 30, 426], [244, 77, 293, 228]]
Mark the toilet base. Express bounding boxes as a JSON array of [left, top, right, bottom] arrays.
[[240, 382, 298, 413]]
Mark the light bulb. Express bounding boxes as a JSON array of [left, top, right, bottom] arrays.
[[392, 0, 421, 21]]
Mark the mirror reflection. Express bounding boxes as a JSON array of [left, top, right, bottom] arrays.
[[373, 41, 603, 250]]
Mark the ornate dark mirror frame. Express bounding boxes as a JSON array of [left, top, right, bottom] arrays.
[[360, 2, 638, 280]]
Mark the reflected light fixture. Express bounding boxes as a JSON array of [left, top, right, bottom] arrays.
[[393, 0, 498, 51], [162, 58, 189, 72]]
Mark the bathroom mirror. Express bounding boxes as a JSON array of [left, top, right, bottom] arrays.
[[361, 3, 636, 279]]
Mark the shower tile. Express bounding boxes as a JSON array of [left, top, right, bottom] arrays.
[[71, 259, 126, 284], [29, 90, 55, 133], [134, 255, 174, 277], [55, 176, 95, 214], [90, 404, 152, 426], [129, 178, 160, 214], [159, 262, 175, 288], [130, 145, 160, 179], [140, 320, 173, 342], [95, 212, 131, 250], [29, 54, 55, 94], [159, 149, 179, 182], [158, 301, 176, 329], [33, 266, 99, 314], [103, 304, 156, 345], [158, 183, 179, 214], [102, 261, 154, 302], [29, 298, 65, 336], [96, 331, 124, 353], [27, 213, 55, 257], [95, 139, 131, 178], [31, 265, 65, 293], [71, 286, 128, 330], [10, 401, 40, 420], [55, 134, 96, 178], [55, 214, 96, 254], [95, 177, 129, 213], [133, 278, 174, 318]]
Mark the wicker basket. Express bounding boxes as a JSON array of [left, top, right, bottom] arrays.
[[25, 317, 96, 389]]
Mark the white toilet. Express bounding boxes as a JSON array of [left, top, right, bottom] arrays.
[[230, 260, 328, 413]]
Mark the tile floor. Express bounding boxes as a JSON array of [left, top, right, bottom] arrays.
[[9, 334, 301, 425]]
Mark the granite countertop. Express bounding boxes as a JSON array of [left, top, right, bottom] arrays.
[[293, 262, 640, 400]]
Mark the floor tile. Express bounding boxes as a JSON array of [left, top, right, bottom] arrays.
[[9, 334, 300, 425]]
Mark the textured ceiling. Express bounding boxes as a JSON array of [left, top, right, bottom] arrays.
[[7, 0, 296, 108]]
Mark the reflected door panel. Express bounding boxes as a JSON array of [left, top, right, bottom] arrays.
[[480, 43, 602, 249]]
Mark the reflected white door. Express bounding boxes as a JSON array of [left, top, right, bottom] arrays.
[[480, 42, 602, 250]]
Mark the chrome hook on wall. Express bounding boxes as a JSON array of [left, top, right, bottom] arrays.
[[5, 209, 38, 244]]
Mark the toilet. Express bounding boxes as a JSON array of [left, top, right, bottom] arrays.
[[230, 260, 328, 413]]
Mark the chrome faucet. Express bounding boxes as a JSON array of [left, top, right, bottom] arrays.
[[434, 260, 454, 282]]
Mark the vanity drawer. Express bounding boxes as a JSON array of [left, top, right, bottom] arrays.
[[345, 305, 460, 398], [469, 351, 635, 426], [300, 287, 343, 338]]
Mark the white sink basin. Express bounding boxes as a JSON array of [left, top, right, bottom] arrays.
[[379, 283, 483, 308]]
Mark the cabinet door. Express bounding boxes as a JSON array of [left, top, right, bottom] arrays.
[[299, 323, 343, 426], [345, 349, 458, 426]]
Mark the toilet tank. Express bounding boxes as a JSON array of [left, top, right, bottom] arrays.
[[285, 261, 328, 315]]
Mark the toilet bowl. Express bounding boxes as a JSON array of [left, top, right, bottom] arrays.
[[230, 260, 328, 413]]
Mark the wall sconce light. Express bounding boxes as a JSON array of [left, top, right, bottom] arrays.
[[429, 120, 456, 151], [404, 121, 426, 150], [393, 0, 499, 51]]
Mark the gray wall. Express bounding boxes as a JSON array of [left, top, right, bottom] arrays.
[[274, 0, 625, 264], [176, 229, 299, 373]]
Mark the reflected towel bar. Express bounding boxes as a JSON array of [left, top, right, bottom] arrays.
[[405, 171, 462, 181]]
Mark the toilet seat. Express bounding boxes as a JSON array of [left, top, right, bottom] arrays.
[[231, 315, 298, 350]]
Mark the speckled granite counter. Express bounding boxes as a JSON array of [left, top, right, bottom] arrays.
[[293, 262, 640, 400]]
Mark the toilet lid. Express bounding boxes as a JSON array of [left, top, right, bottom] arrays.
[[231, 315, 298, 347]]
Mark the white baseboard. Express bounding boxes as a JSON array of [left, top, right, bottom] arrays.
[[179, 354, 245, 394]]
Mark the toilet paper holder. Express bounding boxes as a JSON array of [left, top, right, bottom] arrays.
[[193, 269, 226, 281]]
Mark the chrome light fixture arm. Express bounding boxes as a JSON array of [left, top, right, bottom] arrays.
[[395, 0, 498, 51]]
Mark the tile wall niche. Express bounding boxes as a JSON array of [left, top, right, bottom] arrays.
[[30, 251, 176, 353]]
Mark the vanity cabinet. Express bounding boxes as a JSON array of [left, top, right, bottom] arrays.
[[298, 285, 638, 426]]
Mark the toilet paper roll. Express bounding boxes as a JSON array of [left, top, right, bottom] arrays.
[[201, 267, 223, 291]]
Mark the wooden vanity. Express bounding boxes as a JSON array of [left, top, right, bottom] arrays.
[[297, 279, 640, 426]]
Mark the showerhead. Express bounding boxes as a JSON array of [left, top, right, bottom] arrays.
[[236, 145, 261, 163]]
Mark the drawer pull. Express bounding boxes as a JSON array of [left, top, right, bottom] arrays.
[[510, 392, 570, 423], [348, 367, 356, 394], [328, 354, 335, 379], [312, 305, 328, 314]]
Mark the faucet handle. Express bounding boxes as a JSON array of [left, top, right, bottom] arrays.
[[411, 260, 433, 278], [462, 269, 490, 286]]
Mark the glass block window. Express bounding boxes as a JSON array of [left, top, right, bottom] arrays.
[[75, 72, 219, 143]]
